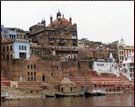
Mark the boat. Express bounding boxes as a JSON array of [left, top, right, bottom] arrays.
[[1, 92, 9, 100], [85, 90, 106, 97], [45, 93, 55, 97], [55, 91, 84, 98]]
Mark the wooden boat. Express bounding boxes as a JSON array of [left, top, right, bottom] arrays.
[[1, 92, 9, 100], [85, 90, 106, 97], [55, 91, 84, 98]]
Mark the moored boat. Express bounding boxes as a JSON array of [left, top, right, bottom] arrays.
[[55, 91, 84, 98], [85, 90, 106, 97]]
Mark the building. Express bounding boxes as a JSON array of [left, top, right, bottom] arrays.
[[117, 38, 134, 65], [1, 38, 30, 60], [121, 52, 134, 81], [93, 53, 119, 76], [1, 26, 17, 40], [1, 25, 29, 40], [29, 11, 78, 59]]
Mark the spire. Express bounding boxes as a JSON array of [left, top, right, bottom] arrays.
[[57, 10, 61, 19], [50, 15, 53, 24], [69, 17, 72, 24], [108, 52, 115, 62]]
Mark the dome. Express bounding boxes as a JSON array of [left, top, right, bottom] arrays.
[[57, 11, 61, 17], [119, 38, 125, 45]]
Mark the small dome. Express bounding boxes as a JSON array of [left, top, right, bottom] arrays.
[[57, 11, 61, 17]]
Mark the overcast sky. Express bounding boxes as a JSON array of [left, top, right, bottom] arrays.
[[1, 1, 134, 45]]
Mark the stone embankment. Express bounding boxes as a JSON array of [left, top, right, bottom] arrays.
[[1, 86, 45, 100]]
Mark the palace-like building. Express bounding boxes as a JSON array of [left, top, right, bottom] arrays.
[[29, 11, 78, 59]]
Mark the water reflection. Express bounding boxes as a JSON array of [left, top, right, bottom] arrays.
[[1, 93, 134, 107]]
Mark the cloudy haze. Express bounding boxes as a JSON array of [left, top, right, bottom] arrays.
[[1, 1, 134, 45]]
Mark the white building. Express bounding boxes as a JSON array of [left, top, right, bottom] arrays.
[[13, 39, 30, 59], [1, 39, 30, 60], [1, 26, 17, 40], [117, 38, 134, 65], [93, 53, 119, 76], [121, 52, 134, 81]]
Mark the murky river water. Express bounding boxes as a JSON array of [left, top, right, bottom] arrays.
[[1, 93, 134, 107]]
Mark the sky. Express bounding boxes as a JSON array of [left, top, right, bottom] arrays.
[[1, 1, 134, 45]]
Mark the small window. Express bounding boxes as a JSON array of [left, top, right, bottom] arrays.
[[28, 72, 30, 75], [7, 46, 9, 51], [34, 72, 36, 76], [22, 46, 24, 50], [31, 65, 32, 69], [31, 72, 33, 75], [10, 46, 13, 51], [19, 46, 21, 50], [3, 47, 5, 52], [27, 65, 29, 69]]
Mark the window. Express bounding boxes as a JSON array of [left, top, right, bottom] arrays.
[[31, 72, 33, 76], [31, 65, 32, 69], [3, 47, 5, 52], [7, 46, 9, 51], [19, 52, 26, 58], [19, 46, 21, 50], [22, 46, 24, 50], [28, 72, 30, 75], [42, 75, 45, 81], [34, 72, 36, 76], [10, 46, 12, 51], [27, 65, 29, 69]]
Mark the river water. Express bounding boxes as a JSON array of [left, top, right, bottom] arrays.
[[1, 93, 134, 107]]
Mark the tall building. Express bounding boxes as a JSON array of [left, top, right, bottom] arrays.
[[29, 11, 78, 59], [121, 52, 134, 81], [118, 38, 134, 65], [1, 38, 30, 60]]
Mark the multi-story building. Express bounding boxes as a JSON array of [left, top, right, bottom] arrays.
[[29, 11, 78, 59], [121, 52, 134, 81], [1, 38, 30, 60], [118, 38, 134, 65], [1, 25, 17, 40]]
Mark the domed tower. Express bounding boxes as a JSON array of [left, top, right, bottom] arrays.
[[119, 38, 125, 46], [56, 10, 61, 19]]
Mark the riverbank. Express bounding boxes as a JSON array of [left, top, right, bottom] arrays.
[[1, 93, 134, 107]]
